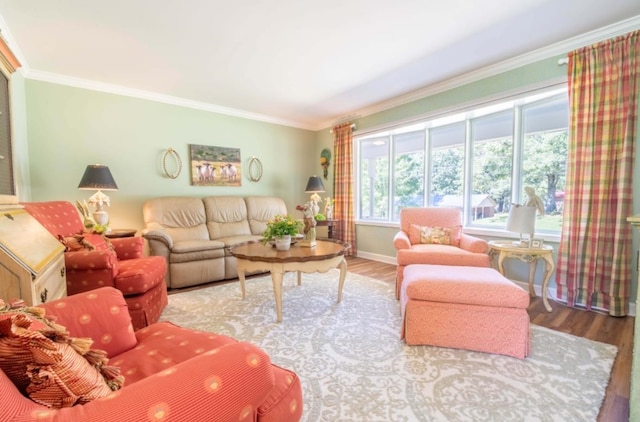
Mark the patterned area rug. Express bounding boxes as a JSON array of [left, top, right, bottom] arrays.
[[161, 270, 618, 422]]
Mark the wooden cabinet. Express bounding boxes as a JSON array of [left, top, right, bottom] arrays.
[[0, 206, 66, 305]]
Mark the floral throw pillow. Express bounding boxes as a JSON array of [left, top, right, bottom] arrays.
[[409, 224, 462, 246]]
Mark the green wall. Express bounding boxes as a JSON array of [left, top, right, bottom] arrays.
[[18, 79, 316, 230]]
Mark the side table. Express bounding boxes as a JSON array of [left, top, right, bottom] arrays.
[[316, 219, 339, 239], [105, 229, 137, 238], [487, 240, 555, 312]]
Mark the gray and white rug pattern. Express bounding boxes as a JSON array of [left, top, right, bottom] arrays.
[[161, 270, 617, 422]]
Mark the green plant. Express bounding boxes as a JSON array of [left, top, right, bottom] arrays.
[[262, 215, 301, 244], [315, 213, 326, 221]]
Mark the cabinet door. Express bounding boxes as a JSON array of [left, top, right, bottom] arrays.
[[0, 255, 22, 302], [32, 255, 66, 305]]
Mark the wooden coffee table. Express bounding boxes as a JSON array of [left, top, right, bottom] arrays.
[[229, 239, 350, 322]]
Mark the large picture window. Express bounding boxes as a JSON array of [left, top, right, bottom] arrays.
[[355, 86, 568, 234]]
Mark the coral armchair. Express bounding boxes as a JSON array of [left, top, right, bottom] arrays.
[[21, 201, 167, 330], [393, 207, 490, 299], [0, 287, 302, 421]]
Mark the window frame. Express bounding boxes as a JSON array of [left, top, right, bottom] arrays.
[[354, 83, 568, 242]]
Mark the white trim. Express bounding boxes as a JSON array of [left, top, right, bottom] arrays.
[[352, 79, 567, 137], [355, 250, 397, 266], [21, 68, 314, 131], [321, 15, 640, 131], [2, 14, 639, 131]]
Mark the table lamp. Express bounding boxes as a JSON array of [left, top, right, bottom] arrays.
[[78, 164, 118, 226], [506, 205, 536, 247], [305, 175, 325, 213]]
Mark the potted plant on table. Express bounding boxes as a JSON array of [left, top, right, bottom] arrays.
[[262, 214, 301, 251]]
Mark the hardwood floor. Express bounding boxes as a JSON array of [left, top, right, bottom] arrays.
[[345, 256, 634, 422]]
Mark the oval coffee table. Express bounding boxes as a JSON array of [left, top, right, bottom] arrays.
[[230, 239, 350, 322]]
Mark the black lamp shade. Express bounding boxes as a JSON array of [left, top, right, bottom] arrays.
[[304, 176, 325, 193], [78, 165, 118, 190]]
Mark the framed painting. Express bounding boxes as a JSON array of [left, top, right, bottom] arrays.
[[190, 144, 241, 187]]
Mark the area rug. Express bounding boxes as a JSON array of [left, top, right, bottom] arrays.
[[161, 270, 618, 422]]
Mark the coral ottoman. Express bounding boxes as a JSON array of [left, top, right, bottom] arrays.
[[400, 264, 530, 359]]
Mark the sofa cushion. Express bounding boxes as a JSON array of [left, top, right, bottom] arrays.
[[40, 288, 137, 358], [143, 197, 210, 243], [0, 305, 123, 408], [403, 264, 530, 308], [111, 321, 238, 384], [204, 196, 252, 239], [245, 196, 288, 235], [397, 244, 490, 267]]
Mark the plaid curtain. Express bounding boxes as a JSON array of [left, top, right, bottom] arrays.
[[333, 123, 356, 256], [556, 30, 639, 316]]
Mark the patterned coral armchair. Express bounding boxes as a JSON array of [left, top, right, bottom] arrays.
[[393, 207, 490, 299], [0, 287, 302, 421], [22, 201, 167, 330]]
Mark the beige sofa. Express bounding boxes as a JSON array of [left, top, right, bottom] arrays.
[[141, 196, 287, 289]]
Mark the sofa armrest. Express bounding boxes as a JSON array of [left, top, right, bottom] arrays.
[[393, 231, 411, 250], [110, 237, 144, 260], [28, 342, 276, 422], [64, 250, 118, 272], [459, 233, 489, 253]]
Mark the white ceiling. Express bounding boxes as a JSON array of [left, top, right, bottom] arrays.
[[0, 1, 639, 130]]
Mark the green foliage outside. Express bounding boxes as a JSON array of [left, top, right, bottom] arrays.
[[360, 130, 568, 229]]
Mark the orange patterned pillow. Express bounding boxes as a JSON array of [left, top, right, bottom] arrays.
[[0, 305, 124, 408], [409, 224, 462, 246]]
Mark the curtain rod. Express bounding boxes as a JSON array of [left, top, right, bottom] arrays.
[[329, 123, 356, 134]]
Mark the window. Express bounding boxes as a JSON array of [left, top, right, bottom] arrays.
[[356, 87, 568, 234]]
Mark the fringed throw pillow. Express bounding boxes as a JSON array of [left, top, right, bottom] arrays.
[[0, 299, 124, 408]]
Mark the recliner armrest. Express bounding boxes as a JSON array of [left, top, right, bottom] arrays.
[[141, 229, 173, 249], [110, 237, 144, 260], [64, 249, 118, 272], [393, 231, 411, 250]]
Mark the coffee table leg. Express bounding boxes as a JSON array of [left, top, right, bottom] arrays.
[[237, 262, 247, 299], [337, 258, 347, 303], [297, 271, 301, 286], [271, 271, 284, 322]]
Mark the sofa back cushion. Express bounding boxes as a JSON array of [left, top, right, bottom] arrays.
[[143, 197, 209, 242], [203, 196, 251, 239], [245, 196, 288, 235], [22, 201, 84, 237], [40, 288, 137, 358]]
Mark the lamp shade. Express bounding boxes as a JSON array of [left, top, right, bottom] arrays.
[[506, 205, 536, 234], [78, 165, 118, 190], [304, 176, 325, 193]]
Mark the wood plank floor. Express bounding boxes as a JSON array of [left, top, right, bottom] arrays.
[[345, 256, 634, 422]]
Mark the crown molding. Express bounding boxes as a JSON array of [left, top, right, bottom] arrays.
[[4, 13, 639, 132], [21, 69, 316, 131], [318, 15, 640, 131]]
